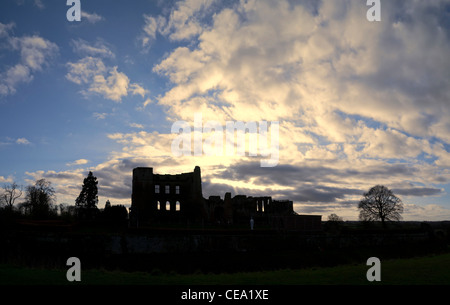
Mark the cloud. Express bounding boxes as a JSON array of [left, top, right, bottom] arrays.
[[139, 0, 450, 218], [140, 0, 216, 48], [392, 187, 444, 198], [71, 38, 115, 59], [81, 11, 104, 24], [129, 83, 148, 98], [151, 0, 450, 147], [0, 22, 14, 38], [403, 204, 450, 221], [66, 159, 89, 167], [66, 38, 148, 102], [93, 112, 108, 120], [0, 24, 58, 97], [129, 123, 144, 129], [148, 0, 450, 165], [34, 0, 44, 9], [142, 98, 153, 108], [16, 138, 31, 145], [18, 0, 450, 220], [88, 66, 130, 102], [66, 56, 148, 102], [0, 176, 14, 184]]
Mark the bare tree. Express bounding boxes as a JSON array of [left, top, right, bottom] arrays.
[[1, 182, 23, 210], [328, 213, 343, 222], [325, 213, 345, 233], [358, 185, 403, 228], [24, 179, 56, 219]]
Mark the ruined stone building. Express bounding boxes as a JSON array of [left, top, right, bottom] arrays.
[[130, 166, 206, 226], [130, 166, 321, 230]]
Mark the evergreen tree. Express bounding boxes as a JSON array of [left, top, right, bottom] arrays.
[[76, 171, 98, 209]]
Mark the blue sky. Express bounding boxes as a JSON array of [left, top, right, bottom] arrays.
[[1, 0, 450, 221]]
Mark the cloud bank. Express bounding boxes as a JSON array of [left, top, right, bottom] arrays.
[[24, 0, 450, 221]]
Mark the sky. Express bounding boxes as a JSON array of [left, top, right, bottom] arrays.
[[1, 0, 450, 221]]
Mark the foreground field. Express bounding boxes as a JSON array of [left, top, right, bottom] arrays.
[[1, 252, 449, 285]]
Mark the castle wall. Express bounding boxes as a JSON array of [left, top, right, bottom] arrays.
[[132, 166, 302, 227]]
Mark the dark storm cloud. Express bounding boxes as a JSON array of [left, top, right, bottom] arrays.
[[99, 184, 131, 201], [41, 171, 80, 180], [218, 161, 418, 187], [392, 187, 443, 197], [202, 160, 443, 205]]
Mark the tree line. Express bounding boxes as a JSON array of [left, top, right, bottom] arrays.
[[1, 171, 404, 227], [0, 171, 128, 223]]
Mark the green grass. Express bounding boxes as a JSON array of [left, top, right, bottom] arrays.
[[1, 252, 450, 285]]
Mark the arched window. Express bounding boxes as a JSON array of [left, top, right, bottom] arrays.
[[157, 201, 161, 210], [165, 201, 170, 211], [176, 201, 181, 211]]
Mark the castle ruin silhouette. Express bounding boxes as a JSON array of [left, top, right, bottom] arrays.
[[130, 166, 321, 230]]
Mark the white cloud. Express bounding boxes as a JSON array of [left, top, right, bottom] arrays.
[[141, 0, 216, 48], [403, 204, 450, 221], [0, 176, 14, 183], [66, 56, 106, 85], [129, 123, 144, 129], [66, 159, 89, 167], [88, 66, 130, 102], [0, 24, 58, 97], [10, 35, 58, 71], [81, 11, 104, 24], [142, 98, 153, 108], [71, 38, 115, 59], [0, 22, 14, 38], [129, 83, 148, 98], [93, 112, 108, 120], [34, 0, 44, 9], [1, 64, 33, 96], [16, 137, 31, 145], [66, 56, 147, 102], [151, 0, 450, 164]]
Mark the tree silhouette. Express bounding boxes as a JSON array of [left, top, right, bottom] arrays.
[[328, 213, 343, 222], [358, 185, 403, 228], [23, 179, 56, 219], [1, 182, 22, 210], [103, 201, 128, 224], [75, 172, 99, 219], [76, 172, 98, 209], [325, 213, 344, 233]]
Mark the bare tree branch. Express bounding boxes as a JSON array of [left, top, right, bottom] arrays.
[[1, 182, 23, 209]]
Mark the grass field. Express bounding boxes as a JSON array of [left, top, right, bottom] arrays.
[[1, 252, 449, 285]]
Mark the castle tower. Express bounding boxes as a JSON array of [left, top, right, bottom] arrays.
[[130, 167, 154, 226], [130, 166, 206, 226]]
